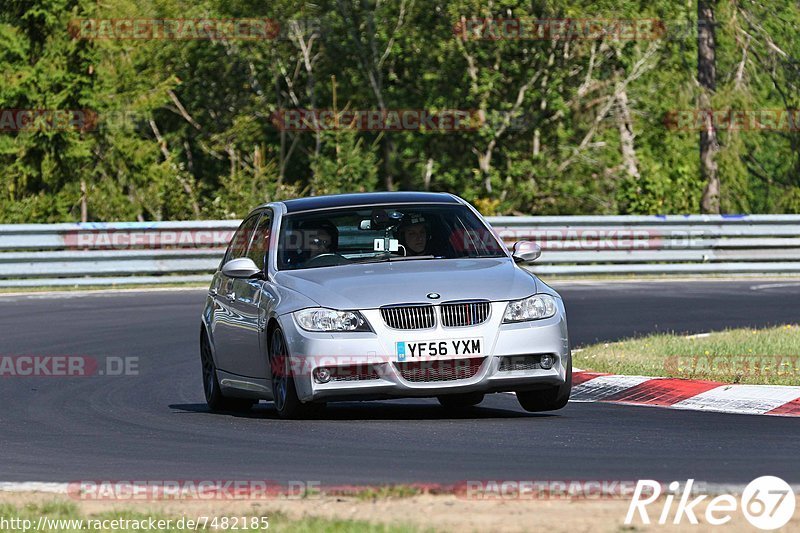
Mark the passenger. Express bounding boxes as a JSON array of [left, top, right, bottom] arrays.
[[397, 215, 430, 256]]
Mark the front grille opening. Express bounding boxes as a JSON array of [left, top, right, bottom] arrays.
[[394, 357, 485, 382], [380, 305, 436, 330], [498, 354, 546, 372], [441, 301, 491, 327], [329, 364, 382, 382]]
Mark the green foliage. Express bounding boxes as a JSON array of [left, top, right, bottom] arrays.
[[310, 129, 380, 195], [1, 0, 799, 221]]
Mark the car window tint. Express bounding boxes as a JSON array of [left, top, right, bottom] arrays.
[[447, 211, 507, 256], [225, 214, 260, 263], [246, 211, 272, 271]]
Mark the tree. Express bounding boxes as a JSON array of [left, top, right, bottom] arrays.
[[698, 0, 720, 213]]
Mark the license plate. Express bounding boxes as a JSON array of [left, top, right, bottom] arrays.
[[396, 338, 482, 361]]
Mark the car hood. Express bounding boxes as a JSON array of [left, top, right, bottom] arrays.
[[273, 258, 538, 309]]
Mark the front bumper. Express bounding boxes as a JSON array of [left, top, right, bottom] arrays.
[[279, 300, 571, 402]]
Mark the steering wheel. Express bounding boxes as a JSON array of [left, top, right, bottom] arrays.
[[304, 253, 346, 267]]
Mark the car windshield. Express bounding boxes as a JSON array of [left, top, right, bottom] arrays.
[[277, 203, 507, 270]]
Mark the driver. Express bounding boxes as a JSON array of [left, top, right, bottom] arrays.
[[300, 220, 339, 260], [397, 214, 430, 256]]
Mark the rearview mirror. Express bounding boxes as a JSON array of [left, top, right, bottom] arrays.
[[221, 257, 262, 279], [512, 241, 541, 264], [367, 208, 404, 230]]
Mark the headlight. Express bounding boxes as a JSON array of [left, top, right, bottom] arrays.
[[294, 308, 372, 332], [503, 294, 557, 323]]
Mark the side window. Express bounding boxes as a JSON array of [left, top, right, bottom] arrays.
[[246, 211, 273, 271], [224, 214, 260, 264]]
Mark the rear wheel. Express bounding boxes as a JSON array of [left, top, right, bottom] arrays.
[[269, 327, 324, 419], [200, 330, 255, 412], [437, 392, 485, 409], [516, 356, 572, 412]]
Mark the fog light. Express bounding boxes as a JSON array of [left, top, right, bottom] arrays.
[[539, 355, 555, 370], [314, 367, 332, 384]]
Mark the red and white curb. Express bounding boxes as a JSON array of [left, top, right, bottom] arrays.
[[571, 371, 800, 417]]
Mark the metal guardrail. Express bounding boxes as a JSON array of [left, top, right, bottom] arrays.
[[1, 215, 799, 287]]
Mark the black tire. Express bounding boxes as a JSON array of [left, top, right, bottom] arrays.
[[200, 329, 256, 412], [516, 356, 572, 412], [269, 327, 324, 419], [437, 392, 485, 409]]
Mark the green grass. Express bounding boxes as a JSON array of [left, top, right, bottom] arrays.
[[352, 485, 423, 502], [0, 282, 207, 294], [0, 502, 420, 533], [574, 324, 800, 385]]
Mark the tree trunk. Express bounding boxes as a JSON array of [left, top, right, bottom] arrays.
[[698, 0, 720, 213], [80, 179, 87, 222], [615, 81, 640, 182], [383, 136, 395, 191], [423, 158, 433, 191]]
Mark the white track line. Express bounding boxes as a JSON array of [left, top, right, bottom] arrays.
[[0, 482, 69, 493], [671, 384, 800, 415], [750, 282, 800, 290], [569, 375, 652, 402]]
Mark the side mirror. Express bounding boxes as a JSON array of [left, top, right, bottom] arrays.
[[221, 257, 263, 279], [512, 241, 542, 264]]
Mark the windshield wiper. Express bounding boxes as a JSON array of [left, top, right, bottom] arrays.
[[388, 255, 438, 261]]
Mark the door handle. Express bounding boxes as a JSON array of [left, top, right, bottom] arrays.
[[225, 292, 236, 301]]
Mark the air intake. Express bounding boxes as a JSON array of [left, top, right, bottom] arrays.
[[441, 301, 491, 327], [498, 355, 546, 372], [395, 357, 485, 382], [380, 305, 436, 330]]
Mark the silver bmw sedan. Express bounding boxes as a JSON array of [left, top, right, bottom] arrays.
[[200, 192, 571, 418]]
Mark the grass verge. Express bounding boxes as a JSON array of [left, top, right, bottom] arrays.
[[0, 283, 207, 294], [574, 324, 800, 385], [4, 491, 798, 533]]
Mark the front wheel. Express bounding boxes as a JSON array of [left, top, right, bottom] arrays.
[[516, 356, 572, 412], [269, 327, 324, 419], [200, 330, 256, 412]]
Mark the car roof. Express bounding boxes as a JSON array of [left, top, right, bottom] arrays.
[[279, 192, 461, 213]]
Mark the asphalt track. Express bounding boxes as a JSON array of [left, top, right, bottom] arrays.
[[1, 280, 799, 484]]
